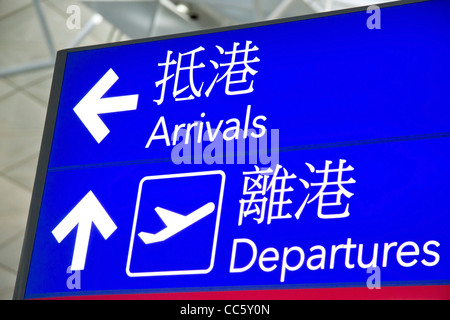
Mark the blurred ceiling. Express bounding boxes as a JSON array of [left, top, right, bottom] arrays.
[[82, 0, 397, 39], [0, 0, 398, 78]]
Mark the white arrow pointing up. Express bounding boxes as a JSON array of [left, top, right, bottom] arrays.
[[73, 68, 139, 144], [52, 191, 117, 271]]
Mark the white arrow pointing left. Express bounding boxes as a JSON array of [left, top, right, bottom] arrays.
[[74, 68, 139, 144], [52, 191, 117, 271]]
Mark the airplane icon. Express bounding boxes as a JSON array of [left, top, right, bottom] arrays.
[[138, 202, 216, 244]]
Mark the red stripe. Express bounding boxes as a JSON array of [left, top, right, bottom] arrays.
[[43, 285, 450, 300]]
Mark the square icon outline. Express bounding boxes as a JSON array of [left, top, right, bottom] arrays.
[[126, 170, 226, 277]]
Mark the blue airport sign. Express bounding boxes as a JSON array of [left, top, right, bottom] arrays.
[[15, 0, 450, 299]]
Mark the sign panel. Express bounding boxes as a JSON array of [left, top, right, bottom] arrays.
[[15, 0, 450, 299]]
